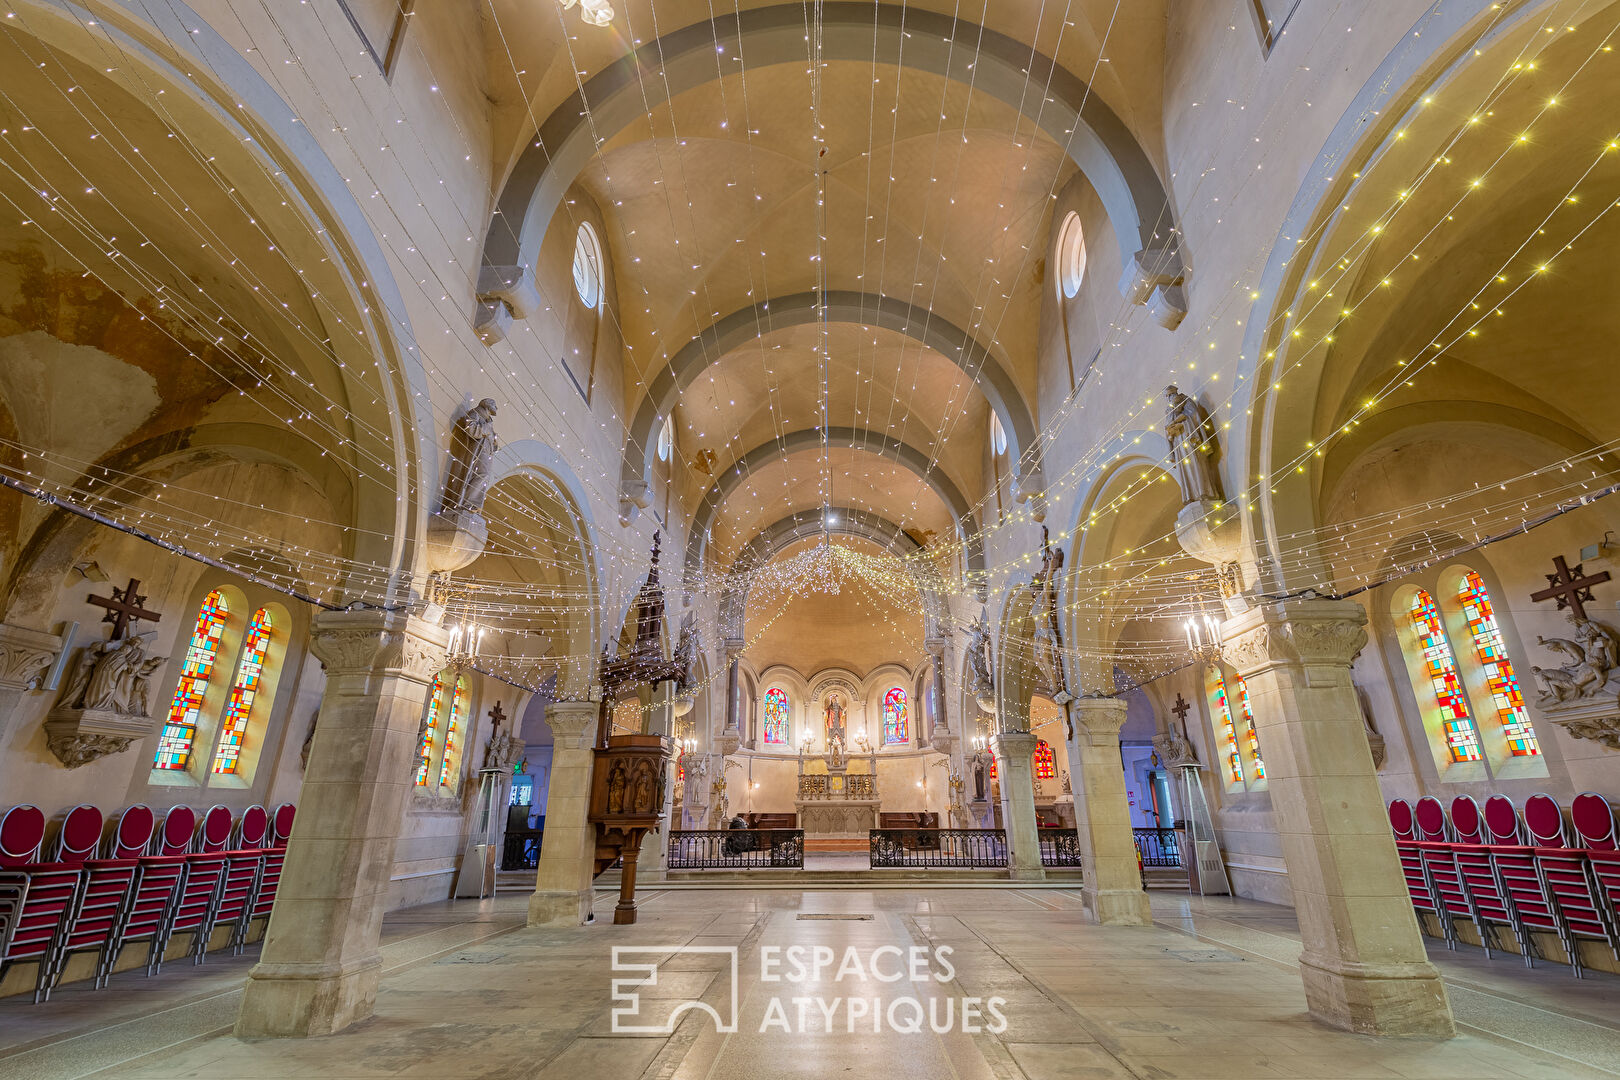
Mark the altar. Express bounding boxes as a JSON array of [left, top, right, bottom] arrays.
[[793, 691, 882, 839]]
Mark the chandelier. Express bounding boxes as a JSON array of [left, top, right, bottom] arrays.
[[559, 0, 615, 26], [1183, 608, 1222, 666]]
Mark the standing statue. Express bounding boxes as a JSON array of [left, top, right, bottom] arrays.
[[1030, 530, 1067, 696], [442, 398, 500, 517], [825, 694, 847, 768], [672, 612, 699, 693], [606, 761, 628, 813], [1164, 385, 1222, 505], [966, 609, 995, 703]]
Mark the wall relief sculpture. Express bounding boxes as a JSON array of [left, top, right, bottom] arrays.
[[45, 634, 169, 768], [1531, 611, 1620, 751]]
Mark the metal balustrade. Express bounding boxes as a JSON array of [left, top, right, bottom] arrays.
[[1134, 827, 1182, 867], [501, 829, 542, 870], [668, 829, 805, 869], [1038, 829, 1082, 867], [869, 828, 1008, 868]]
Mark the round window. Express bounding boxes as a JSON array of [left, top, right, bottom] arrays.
[[572, 222, 603, 309], [1056, 212, 1087, 300]]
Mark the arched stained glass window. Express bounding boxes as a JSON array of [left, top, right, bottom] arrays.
[[763, 688, 789, 744], [1233, 673, 1265, 781], [415, 673, 448, 786], [1457, 571, 1540, 757], [211, 608, 272, 775], [154, 590, 229, 771], [1207, 670, 1243, 786], [1033, 739, 1055, 780], [438, 676, 469, 787], [883, 687, 908, 745], [1409, 589, 1482, 763]]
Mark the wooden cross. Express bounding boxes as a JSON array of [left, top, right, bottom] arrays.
[[87, 577, 162, 639], [1171, 693, 1192, 730], [488, 700, 507, 733], [1531, 556, 1611, 621]]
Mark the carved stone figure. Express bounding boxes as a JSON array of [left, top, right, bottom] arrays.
[[1151, 728, 1199, 769], [825, 694, 847, 769], [1030, 530, 1067, 696], [672, 612, 698, 693], [682, 755, 708, 809], [1164, 385, 1222, 505], [442, 398, 499, 517], [966, 609, 995, 710], [1533, 625, 1613, 704], [61, 635, 166, 716], [972, 752, 988, 801], [1356, 685, 1387, 770], [300, 711, 319, 771]]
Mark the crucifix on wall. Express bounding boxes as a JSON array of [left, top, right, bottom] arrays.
[[87, 578, 162, 639], [1531, 556, 1611, 621], [1171, 693, 1192, 731]]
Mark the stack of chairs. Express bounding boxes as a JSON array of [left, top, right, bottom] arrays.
[[1389, 791, 1620, 977], [0, 800, 296, 1002]]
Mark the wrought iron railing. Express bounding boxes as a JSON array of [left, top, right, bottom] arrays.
[[1134, 827, 1182, 867], [668, 829, 805, 869], [501, 828, 543, 870], [869, 829, 1008, 868], [1038, 829, 1082, 867]]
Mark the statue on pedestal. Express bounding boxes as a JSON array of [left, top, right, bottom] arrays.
[[1164, 385, 1221, 505], [443, 399, 499, 518], [825, 694, 848, 769]]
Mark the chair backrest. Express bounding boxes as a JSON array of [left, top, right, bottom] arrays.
[[1414, 796, 1449, 842], [1484, 794, 1521, 843], [1572, 793, 1618, 850], [237, 805, 269, 849], [198, 805, 234, 853], [1449, 795, 1485, 844], [272, 803, 296, 847], [0, 804, 46, 867], [1524, 793, 1566, 847], [108, 804, 156, 859], [1387, 799, 1414, 841], [51, 804, 104, 864], [156, 805, 196, 855]]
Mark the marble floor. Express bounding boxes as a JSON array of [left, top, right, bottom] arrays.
[[2, 887, 1619, 1079]]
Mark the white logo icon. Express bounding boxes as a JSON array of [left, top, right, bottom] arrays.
[[610, 945, 739, 1034]]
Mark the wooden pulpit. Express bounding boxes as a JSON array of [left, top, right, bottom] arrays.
[[588, 733, 669, 924]]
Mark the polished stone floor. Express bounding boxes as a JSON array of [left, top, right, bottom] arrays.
[[2, 887, 1619, 1079]]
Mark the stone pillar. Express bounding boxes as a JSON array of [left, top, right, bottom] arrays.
[[235, 609, 447, 1037], [1068, 697, 1152, 926], [638, 680, 677, 880], [990, 731, 1045, 882], [528, 700, 601, 927], [1221, 598, 1452, 1037], [925, 638, 951, 750]]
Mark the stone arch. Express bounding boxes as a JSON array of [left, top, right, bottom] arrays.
[[622, 291, 1041, 505], [480, 4, 1178, 323], [684, 427, 982, 587]]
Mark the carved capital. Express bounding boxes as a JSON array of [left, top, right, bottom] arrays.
[[1071, 697, 1130, 743], [989, 729, 1037, 765], [309, 610, 449, 685], [0, 622, 63, 691], [310, 627, 395, 675], [1221, 599, 1367, 677], [545, 701, 599, 749]]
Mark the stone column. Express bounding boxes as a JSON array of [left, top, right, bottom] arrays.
[[236, 609, 447, 1037], [925, 637, 951, 750], [528, 700, 601, 927], [637, 680, 677, 880], [1221, 598, 1452, 1037], [1068, 697, 1152, 926], [990, 731, 1045, 881]]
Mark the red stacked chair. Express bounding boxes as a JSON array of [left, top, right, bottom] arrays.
[[1389, 798, 1415, 842], [106, 805, 156, 860], [1413, 798, 1464, 949], [0, 806, 82, 1002], [1449, 795, 1526, 962], [271, 803, 296, 847], [195, 807, 261, 965], [100, 805, 185, 984], [1535, 793, 1620, 978], [153, 806, 196, 856], [1389, 800, 1442, 937], [1581, 795, 1620, 953], [35, 806, 142, 1001], [238, 806, 289, 953], [1484, 794, 1523, 843]]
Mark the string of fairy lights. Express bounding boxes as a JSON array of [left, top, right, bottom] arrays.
[[0, 0, 1615, 710]]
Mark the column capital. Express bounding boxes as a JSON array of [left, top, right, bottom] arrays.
[[0, 621, 64, 691], [544, 700, 599, 749], [1220, 597, 1367, 678], [309, 608, 449, 685], [989, 729, 1037, 760], [1070, 696, 1129, 743], [924, 636, 947, 658]]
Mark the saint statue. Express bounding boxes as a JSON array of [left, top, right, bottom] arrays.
[[1164, 385, 1222, 505], [966, 610, 994, 697], [61, 635, 167, 716], [442, 398, 499, 517], [606, 761, 628, 813], [825, 694, 847, 768], [1533, 612, 1620, 704]]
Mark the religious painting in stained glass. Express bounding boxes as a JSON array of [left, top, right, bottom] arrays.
[[763, 687, 789, 744], [415, 673, 448, 786], [154, 589, 229, 771], [883, 687, 908, 745], [1233, 674, 1266, 781], [1408, 589, 1483, 762], [1457, 571, 1540, 756], [211, 607, 273, 774], [437, 676, 469, 787], [1033, 739, 1055, 780], [1207, 670, 1244, 786]]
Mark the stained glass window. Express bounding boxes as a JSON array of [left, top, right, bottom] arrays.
[[883, 687, 908, 745], [415, 673, 448, 786], [211, 608, 272, 774], [1458, 571, 1540, 756], [1409, 589, 1483, 763], [437, 676, 469, 787], [154, 590, 229, 771], [1233, 674, 1266, 781], [1033, 739, 1055, 779], [1208, 671, 1244, 786], [763, 687, 789, 744]]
